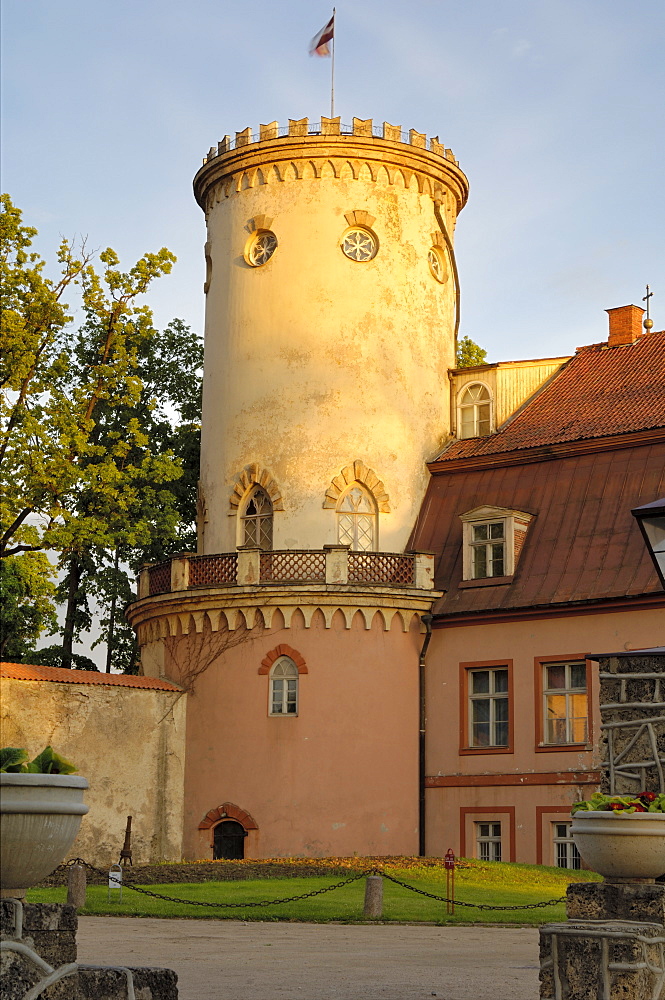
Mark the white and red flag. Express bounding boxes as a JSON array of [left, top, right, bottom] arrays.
[[309, 13, 335, 57]]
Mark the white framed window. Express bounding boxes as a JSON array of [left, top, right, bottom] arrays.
[[542, 661, 588, 745], [470, 520, 505, 578], [460, 506, 533, 581], [242, 485, 273, 550], [552, 822, 581, 869], [458, 383, 492, 438], [468, 667, 509, 747], [476, 821, 502, 862], [341, 228, 378, 262], [269, 656, 298, 716], [337, 484, 376, 551]]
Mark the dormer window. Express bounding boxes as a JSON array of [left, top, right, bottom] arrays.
[[459, 383, 492, 438], [460, 506, 534, 582]]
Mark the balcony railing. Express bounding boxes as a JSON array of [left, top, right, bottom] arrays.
[[141, 547, 434, 598]]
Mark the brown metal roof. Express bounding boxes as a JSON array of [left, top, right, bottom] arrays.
[[0, 662, 180, 691], [436, 330, 665, 463], [412, 442, 665, 617]]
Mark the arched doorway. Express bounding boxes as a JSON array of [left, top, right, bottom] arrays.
[[213, 819, 246, 859]]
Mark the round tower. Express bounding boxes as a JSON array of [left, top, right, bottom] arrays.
[[128, 117, 469, 861], [193, 116, 468, 553]]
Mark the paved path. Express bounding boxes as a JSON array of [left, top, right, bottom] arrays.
[[77, 917, 540, 1000]]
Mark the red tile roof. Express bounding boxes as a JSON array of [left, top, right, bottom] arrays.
[[437, 331, 665, 463], [0, 662, 180, 691], [412, 442, 665, 616]]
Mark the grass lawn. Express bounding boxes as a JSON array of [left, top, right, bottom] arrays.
[[27, 859, 600, 925]]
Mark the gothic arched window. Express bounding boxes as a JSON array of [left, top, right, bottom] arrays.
[[459, 383, 492, 439], [242, 485, 273, 550], [270, 656, 299, 716], [337, 485, 376, 551]]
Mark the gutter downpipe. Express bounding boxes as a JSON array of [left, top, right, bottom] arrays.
[[433, 199, 461, 359], [418, 612, 434, 856]]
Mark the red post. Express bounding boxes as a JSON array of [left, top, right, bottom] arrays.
[[444, 848, 455, 915]]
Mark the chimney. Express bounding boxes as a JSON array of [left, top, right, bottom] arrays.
[[605, 304, 644, 347]]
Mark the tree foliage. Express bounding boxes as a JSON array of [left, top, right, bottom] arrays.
[[0, 553, 58, 661], [456, 336, 488, 368], [1, 194, 202, 671], [1, 193, 180, 561]]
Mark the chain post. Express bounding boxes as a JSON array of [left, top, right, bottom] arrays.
[[444, 849, 455, 915]]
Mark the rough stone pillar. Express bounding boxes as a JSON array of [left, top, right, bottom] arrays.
[[363, 875, 384, 918], [1, 900, 179, 998]]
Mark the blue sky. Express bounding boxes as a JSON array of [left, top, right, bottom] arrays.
[[2, 0, 664, 361]]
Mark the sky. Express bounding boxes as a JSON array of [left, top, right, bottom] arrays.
[[3, 0, 664, 365]]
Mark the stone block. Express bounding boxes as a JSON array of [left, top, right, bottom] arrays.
[[540, 919, 665, 1000], [78, 965, 179, 998], [1, 900, 77, 965], [566, 881, 665, 924]]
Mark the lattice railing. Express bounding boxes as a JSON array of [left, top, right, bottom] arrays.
[[189, 553, 238, 588], [259, 550, 327, 583], [148, 561, 171, 596], [347, 552, 415, 586]]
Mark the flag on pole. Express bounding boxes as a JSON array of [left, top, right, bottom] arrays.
[[309, 13, 335, 57]]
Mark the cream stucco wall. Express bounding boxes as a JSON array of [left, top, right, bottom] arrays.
[[0, 678, 186, 865], [195, 125, 468, 554]]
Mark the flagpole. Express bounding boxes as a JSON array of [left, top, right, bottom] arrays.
[[330, 8, 336, 119]]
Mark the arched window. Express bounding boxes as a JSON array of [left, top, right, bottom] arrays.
[[337, 485, 376, 551], [459, 383, 492, 439], [270, 656, 299, 716], [242, 485, 273, 549]]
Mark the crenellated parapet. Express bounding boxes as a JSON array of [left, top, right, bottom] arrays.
[[193, 116, 469, 217]]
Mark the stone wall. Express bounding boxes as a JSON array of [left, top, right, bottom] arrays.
[[0, 676, 186, 865]]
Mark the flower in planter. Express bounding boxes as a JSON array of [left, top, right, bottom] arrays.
[[572, 791, 665, 815]]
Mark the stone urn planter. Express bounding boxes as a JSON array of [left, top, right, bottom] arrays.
[[0, 773, 89, 893], [571, 810, 665, 879]]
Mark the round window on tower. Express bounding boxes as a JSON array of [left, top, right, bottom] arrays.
[[246, 230, 278, 267], [341, 227, 378, 262], [428, 246, 447, 283]]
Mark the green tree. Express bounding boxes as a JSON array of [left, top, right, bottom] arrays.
[[0, 553, 58, 660], [1, 194, 198, 669], [57, 315, 203, 673], [456, 336, 488, 368]]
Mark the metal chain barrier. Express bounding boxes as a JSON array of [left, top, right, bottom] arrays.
[[56, 859, 369, 909], [380, 870, 567, 911], [53, 857, 568, 912]]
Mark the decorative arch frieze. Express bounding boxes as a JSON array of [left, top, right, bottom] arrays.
[[323, 460, 390, 512], [135, 602, 423, 648], [198, 802, 258, 832], [258, 644, 308, 675], [229, 464, 284, 513]]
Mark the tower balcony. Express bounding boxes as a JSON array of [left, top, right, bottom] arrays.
[[139, 547, 435, 599]]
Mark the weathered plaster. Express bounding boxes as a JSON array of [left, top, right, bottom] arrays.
[[0, 679, 186, 865]]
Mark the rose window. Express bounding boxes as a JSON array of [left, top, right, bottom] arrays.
[[342, 228, 377, 262], [248, 231, 278, 267], [428, 247, 446, 282]]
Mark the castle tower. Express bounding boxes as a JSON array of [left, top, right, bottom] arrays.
[[194, 117, 468, 553], [128, 118, 468, 860]]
